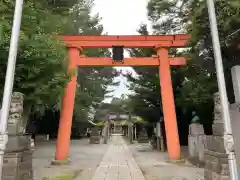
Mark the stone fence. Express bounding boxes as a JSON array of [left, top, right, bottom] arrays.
[[188, 92, 230, 180]]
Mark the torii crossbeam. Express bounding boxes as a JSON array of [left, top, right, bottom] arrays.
[[54, 34, 190, 163]]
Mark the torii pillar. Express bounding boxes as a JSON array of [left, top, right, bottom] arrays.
[[156, 47, 180, 160], [54, 47, 80, 162]]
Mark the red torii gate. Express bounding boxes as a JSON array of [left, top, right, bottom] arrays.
[[54, 35, 189, 162]]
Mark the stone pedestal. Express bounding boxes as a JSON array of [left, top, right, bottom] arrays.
[[1, 92, 33, 180], [89, 127, 100, 144], [188, 123, 205, 162], [204, 92, 230, 180], [3, 136, 33, 180], [229, 103, 240, 167], [204, 144, 229, 180], [138, 128, 148, 143]]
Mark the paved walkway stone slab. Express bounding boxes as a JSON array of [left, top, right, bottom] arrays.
[[92, 135, 146, 180]]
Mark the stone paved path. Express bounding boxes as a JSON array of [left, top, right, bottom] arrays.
[[92, 135, 146, 180]]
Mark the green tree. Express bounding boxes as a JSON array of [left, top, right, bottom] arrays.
[[147, 0, 240, 107], [125, 24, 184, 123], [125, 0, 240, 139], [93, 96, 132, 122], [66, 2, 119, 123], [0, 0, 118, 131], [0, 0, 70, 112]]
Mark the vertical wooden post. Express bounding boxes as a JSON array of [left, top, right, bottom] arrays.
[[157, 47, 181, 160], [55, 47, 79, 161]]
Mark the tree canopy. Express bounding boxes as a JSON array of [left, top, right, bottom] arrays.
[[0, 0, 68, 111], [0, 0, 117, 125], [125, 0, 240, 134], [1, 0, 240, 136]]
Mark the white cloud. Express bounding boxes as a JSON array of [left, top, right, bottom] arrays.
[[91, 0, 150, 102], [92, 0, 150, 35]]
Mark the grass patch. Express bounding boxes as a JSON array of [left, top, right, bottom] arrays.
[[42, 169, 83, 180], [50, 173, 73, 180]]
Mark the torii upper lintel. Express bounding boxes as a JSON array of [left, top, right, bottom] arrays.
[[60, 34, 190, 48]]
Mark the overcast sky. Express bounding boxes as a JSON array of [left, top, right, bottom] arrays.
[[92, 0, 150, 102]]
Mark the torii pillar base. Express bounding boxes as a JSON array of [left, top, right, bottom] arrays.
[[51, 159, 70, 166]]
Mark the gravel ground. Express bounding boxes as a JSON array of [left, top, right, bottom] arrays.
[[128, 142, 204, 180], [33, 138, 109, 180]]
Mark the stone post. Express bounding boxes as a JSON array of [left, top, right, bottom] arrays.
[[231, 66, 240, 103], [188, 122, 205, 162], [204, 92, 230, 180], [128, 113, 133, 144], [156, 121, 165, 151], [128, 123, 133, 144], [2, 92, 33, 180], [134, 124, 137, 140], [103, 120, 109, 144], [230, 66, 240, 174], [113, 122, 116, 133], [156, 122, 160, 150], [108, 120, 111, 139], [229, 104, 240, 167]]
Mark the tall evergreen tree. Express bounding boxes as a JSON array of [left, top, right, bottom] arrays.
[[126, 0, 240, 138]]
